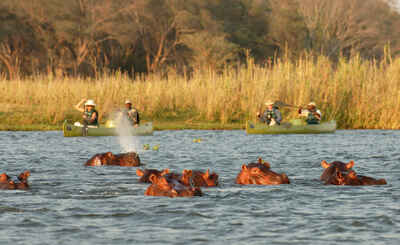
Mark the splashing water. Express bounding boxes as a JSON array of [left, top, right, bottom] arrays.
[[114, 112, 140, 153]]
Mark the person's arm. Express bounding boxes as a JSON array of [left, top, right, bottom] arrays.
[[74, 99, 86, 113]]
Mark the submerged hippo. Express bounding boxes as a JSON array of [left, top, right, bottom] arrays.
[[145, 174, 202, 198], [321, 160, 387, 186], [136, 168, 170, 183], [0, 171, 30, 190], [235, 158, 290, 185], [85, 152, 140, 167], [180, 169, 219, 187]]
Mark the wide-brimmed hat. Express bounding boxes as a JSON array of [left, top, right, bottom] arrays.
[[125, 100, 132, 104], [308, 101, 316, 106], [265, 101, 274, 106], [85, 99, 96, 106]]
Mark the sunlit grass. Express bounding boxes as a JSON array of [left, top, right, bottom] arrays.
[[1, 53, 400, 130]]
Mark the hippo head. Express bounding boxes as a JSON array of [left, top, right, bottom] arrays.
[[181, 169, 219, 187], [324, 167, 347, 185], [200, 169, 219, 187], [114, 152, 141, 166], [16, 171, 30, 189], [85, 152, 114, 166], [136, 168, 170, 183], [236, 159, 289, 185], [0, 173, 11, 183], [145, 174, 202, 198], [18, 171, 30, 182], [320, 160, 354, 181]]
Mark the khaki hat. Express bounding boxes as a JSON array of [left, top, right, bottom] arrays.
[[265, 101, 274, 106], [85, 99, 96, 106], [125, 100, 132, 104], [308, 101, 316, 106]]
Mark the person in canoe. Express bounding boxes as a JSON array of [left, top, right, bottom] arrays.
[[257, 101, 282, 126], [74, 99, 99, 127], [122, 100, 140, 127], [298, 102, 321, 124]]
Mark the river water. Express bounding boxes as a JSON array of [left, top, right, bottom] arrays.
[[0, 130, 399, 245]]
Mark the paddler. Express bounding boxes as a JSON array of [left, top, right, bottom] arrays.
[[257, 101, 282, 126], [298, 101, 321, 124], [122, 100, 140, 126], [74, 99, 99, 127]]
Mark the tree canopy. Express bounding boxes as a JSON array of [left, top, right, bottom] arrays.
[[0, 0, 399, 78]]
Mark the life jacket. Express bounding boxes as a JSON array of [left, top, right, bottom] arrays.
[[84, 109, 99, 126], [306, 110, 320, 124], [263, 108, 281, 125], [126, 108, 140, 125]]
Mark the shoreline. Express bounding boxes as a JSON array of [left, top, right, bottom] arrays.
[[0, 121, 245, 131], [0, 121, 398, 131]]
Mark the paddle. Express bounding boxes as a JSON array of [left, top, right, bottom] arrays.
[[274, 100, 299, 109]]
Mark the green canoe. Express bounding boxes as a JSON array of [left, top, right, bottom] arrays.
[[246, 119, 336, 134], [63, 120, 153, 137]]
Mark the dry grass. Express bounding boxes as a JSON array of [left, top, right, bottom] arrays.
[[1, 53, 400, 129]]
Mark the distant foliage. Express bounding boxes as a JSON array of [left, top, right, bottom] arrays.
[[0, 0, 399, 78]]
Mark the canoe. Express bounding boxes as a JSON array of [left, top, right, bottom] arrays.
[[63, 120, 153, 137], [246, 119, 336, 134]]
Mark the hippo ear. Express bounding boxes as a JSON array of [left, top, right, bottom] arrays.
[[346, 160, 354, 169], [149, 174, 157, 184], [183, 169, 192, 176], [205, 169, 210, 178], [321, 160, 330, 169], [241, 164, 248, 171], [0, 173, 7, 181], [136, 169, 144, 177], [161, 169, 169, 175]]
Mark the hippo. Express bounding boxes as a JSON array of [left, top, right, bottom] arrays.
[[85, 152, 140, 166], [145, 174, 202, 198], [0, 171, 30, 190], [181, 169, 219, 187], [320, 160, 354, 182], [235, 158, 290, 185], [325, 169, 387, 186], [136, 168, 170, 183], [321, 160, 387, 186]]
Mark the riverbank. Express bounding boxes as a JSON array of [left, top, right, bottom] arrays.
[[1, 53, 400, 130], [0, 121, 244, 131]]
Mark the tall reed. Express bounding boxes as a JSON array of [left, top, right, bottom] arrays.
[[1, 53, 400, 129]]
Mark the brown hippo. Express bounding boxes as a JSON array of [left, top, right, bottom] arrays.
[[181, 169, 219, 187], [320, 160, 354, 182], [0, 171, 30, 190], [325, 169, 387, 186], [321, 160, 387, 186], [235, 158, 290, 185], [136, 168, 170, 183], [145, 174, 202, 198], [85, 152, 140, 166]]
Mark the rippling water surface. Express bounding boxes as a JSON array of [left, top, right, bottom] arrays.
[[0, 130, 399, 245]]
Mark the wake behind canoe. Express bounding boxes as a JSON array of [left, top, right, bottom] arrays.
[[63, 120, 153, 137]]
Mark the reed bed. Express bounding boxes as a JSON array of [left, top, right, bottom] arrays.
[[1, 54, 400, 129]]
